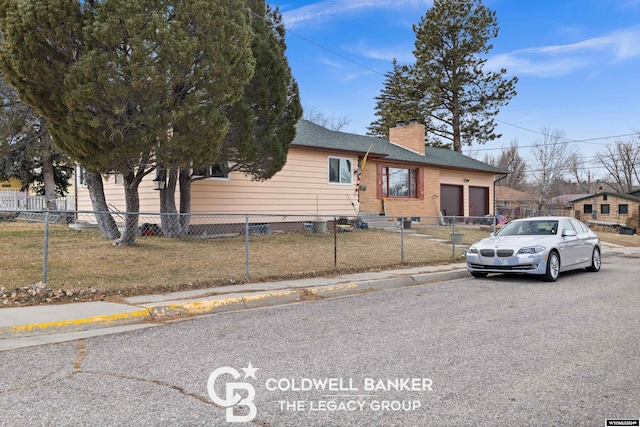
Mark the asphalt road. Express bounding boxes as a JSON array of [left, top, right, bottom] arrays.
[[1, 252, 639, 426]]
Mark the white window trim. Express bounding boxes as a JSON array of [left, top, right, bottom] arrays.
[[191, 164, 231, 181], [328, 156, 354, 185], [77, 166, 87, 188]]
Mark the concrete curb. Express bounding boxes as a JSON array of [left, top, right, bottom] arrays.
[[145, 289, 303, 317], [0, 307, 152, 339], [1, 267, 469, 340], [146, 268, 469, 318], [2, 245, 638, 342]]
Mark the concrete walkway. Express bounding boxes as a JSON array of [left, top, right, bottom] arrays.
[[1, 241, 637, 351]]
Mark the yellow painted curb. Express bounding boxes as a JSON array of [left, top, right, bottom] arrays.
[[0, 308, 152, 338], [308, 283, 359, 295], [153, 296, 245, 316], [150, 290, 303, 317]]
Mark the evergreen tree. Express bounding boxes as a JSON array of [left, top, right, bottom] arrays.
[[1, 0, 121, 232], [0, 75, 72, 207], [367, 59, 423, 140], [370, 0, 517, 152], [413, 0, 517, 152], [0, 0, 254, 245], [154, 0, 301, 237], [219, 1, 302, 180]]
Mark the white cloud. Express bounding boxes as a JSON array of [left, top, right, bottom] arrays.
[[487, 26, 640, 77], [282, 0, 431, 28], [344, 40, 414, 63]]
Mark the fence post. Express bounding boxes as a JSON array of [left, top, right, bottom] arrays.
[[245, 213, 250, 279], [333, 216, 337, 269], [451, 217, 456, 259], [400, 216, 405, 263], [43, 210, 50, 284]]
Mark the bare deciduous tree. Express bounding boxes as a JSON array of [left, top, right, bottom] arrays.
[[566, 152, 602, 193], [529, 128, 578, 209], [484, 139, 527, 190], [304, 107, 351, 131], [595, 139, 640, 193]]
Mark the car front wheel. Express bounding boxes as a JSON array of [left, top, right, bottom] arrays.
[[542, 250, 560, 282], [586, 246, 601, 272]]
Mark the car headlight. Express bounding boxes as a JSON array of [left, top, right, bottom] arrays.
[[518, 246, 545, 254], [467, 247, 478, 254]]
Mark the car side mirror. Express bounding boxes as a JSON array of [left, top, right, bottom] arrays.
[[562, 229, 577, 237]]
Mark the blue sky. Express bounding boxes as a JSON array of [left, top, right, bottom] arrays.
[[271, 0, 640, 173]]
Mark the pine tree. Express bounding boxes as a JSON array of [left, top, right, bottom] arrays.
[[367, 59, 423, 140], [412, 0, 517, 152], [369, 0, 517, 152]]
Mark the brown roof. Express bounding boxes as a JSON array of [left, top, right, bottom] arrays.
[[495, 186, 537, 201]]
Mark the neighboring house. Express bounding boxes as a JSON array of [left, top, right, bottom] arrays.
[[0, 178, 22, 190], [570, 191, 640, 227], [0, 179, 24, 210], [75, 119, 505, 222], [495, 187, 537, 218], [545, 194, 590, 213]]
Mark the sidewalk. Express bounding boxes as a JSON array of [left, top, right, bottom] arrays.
[[0, 262, 470, 351], [1, 242, 637, 351]]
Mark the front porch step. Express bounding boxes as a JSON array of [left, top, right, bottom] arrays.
[[358, 214, 418, 233]]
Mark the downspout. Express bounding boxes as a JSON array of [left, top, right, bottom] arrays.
[[493, 173, 508, 233]]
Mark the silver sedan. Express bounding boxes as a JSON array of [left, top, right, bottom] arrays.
[[466, 216, 601, 282]]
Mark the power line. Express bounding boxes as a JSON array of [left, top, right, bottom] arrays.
[[251, 11, 637, 159], [250, 11, 386, 77]]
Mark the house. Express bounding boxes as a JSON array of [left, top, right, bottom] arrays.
[[494, 186, 538, 218], [75, 119, 506, 224], [0, 177, 22, 190], [545, 194, 590, 214], [570, 191, 640, 227]]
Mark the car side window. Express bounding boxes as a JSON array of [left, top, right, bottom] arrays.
[[560, 219, 574, 235], [578, 221, 588, 233], [569, 219, 586, 234]]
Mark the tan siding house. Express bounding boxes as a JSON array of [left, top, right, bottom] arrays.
[[571, 192, 640, 228], [75, 119, 505, 223]]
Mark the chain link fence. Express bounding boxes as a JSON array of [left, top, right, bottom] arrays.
[[0, 209, 511, 294]]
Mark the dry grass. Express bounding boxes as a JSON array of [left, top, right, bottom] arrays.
[[1, 221, 636, 297]]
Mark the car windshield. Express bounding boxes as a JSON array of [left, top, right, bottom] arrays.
[[497, 220, 559, 236]]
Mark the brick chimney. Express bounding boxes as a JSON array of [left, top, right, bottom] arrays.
[[389, 119, 425, 155]]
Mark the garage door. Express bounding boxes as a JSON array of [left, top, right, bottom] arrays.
[[440, 184, 463, 216], [469, 186, 489, 217]]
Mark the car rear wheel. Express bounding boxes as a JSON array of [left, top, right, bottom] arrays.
[[471, 272, 488, 278], [586, 246, 601, 272], [542, 250, 560, 282]]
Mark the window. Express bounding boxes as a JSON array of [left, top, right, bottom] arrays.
[[619, 204, 629, 215], [328, 157, 352, 184], [114, 173, 124, 185], [77, 166, 87, 187], [193, 163, 229, 179], [380, 167, 417, 198], [569, 219, 588, 234], [603, 194, 608, 201], [583, 204, 593, 214], [601, 204, 610, 214]]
